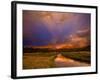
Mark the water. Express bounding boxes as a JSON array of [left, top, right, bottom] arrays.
[[54, 54, 90, 67]]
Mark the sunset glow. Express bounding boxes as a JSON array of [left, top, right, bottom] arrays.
[[23, 11, 90, 49]]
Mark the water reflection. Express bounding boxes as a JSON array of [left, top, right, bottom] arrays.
[[55, 54, 90, 67]]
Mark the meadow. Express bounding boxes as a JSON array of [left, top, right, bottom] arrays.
[[23, 52, 57, 69], [23, 51, 90, 69], [61, 51, 90, 63]]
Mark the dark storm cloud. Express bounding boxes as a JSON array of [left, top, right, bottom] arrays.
[[23, 10, 90, 48]]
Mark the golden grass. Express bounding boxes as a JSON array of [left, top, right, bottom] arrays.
[[23, 51, 90, 69], [23, 53, 56, 69]]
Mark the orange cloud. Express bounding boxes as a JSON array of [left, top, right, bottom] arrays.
[[40, 12, 77, 32], [67, 34, 89, 48]]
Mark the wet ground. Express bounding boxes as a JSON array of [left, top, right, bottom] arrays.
[[54, 54, 90, 67]]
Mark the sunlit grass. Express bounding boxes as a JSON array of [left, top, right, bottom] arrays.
[[23, 52, 56, 69], [23, 51, 90, 69]]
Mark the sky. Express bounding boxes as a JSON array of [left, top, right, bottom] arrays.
[[23, 10, 91, 49]]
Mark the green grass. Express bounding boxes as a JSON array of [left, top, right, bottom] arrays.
[[61, 51, 90, 63]]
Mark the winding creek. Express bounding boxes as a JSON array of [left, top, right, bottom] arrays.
[[54, 54, 90, 67]]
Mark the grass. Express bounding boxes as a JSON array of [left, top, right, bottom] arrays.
[[23, 51, 90, 69], [23, 52, 57, 69], [61, 51, 90, 63]]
